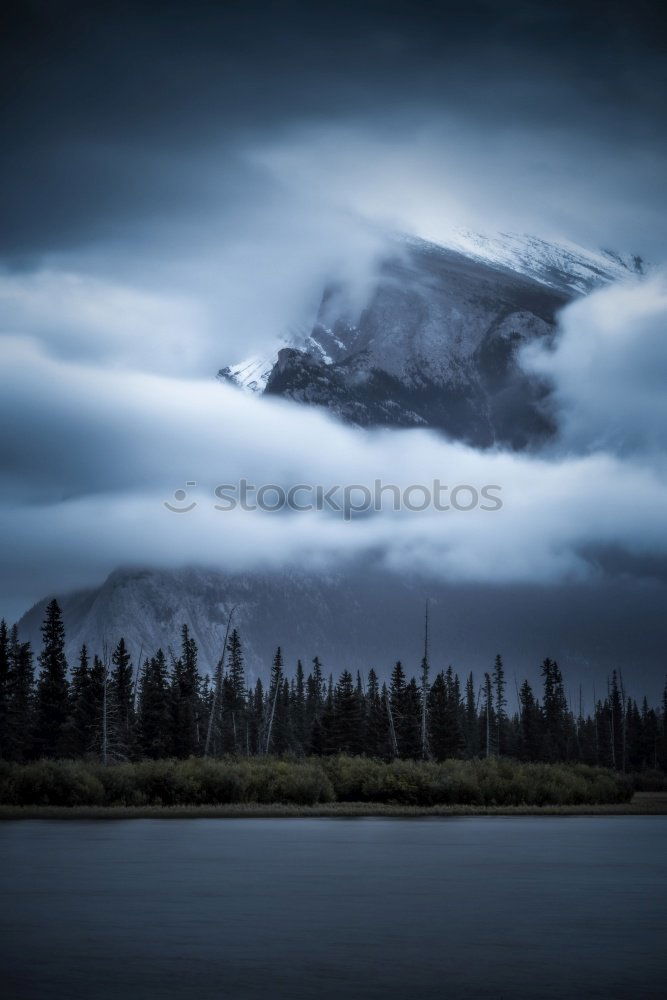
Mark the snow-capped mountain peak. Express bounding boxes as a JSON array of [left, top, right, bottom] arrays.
[[218, 229, 642, 448]]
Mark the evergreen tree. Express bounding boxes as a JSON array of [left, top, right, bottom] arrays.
[[171, 625, 202, 758], [398, 678, 422, 758], [365, 669, 390, 758], [428, 671, 449, 761], [518, 679, 542, 761], [224, 629, 246, 753], [319, 675, 336, 755], [292, 659, 307, 753], [464, 672, 479, 757], [305, 656, 325, 742], [67, 644, 94, 756], [0, 620, 9, 758], [428, 668, 464, 761], [626, 699, 643, 771], [640, 696, 659, 770], [137, 650, 171, 758], [274, 677, 292, 754], [608, 671, 624, 770], [389, 661, 407, 756], [541, 658, 569, 761], [5, 628, 34, 762], [492, 654, 507, 756], [480, 672, 495, 757], [264, 647, 284, 753], [595, 697, 613, 768], [111, 637, 135, 755], [660, 679, 667, 771], [332, 669, 362, 754], [248, 678, 264, 755], [34, 599, 70, 758], [445, 666, 464, 757]]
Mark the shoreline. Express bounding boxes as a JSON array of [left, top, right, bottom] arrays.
[[1, 792, 665, 820]]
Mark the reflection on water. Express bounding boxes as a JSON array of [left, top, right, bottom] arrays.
[[1, 816, 666, 999]]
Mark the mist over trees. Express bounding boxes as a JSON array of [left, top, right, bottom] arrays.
[[0, 602, 666, 772]]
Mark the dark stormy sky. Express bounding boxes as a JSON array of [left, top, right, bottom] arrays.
[[3, 0, 667, 265], [1, 1, 667, 691]]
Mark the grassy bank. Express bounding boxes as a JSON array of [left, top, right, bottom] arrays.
[[0, 756, 637, 813], [1, 793, 666, 820]]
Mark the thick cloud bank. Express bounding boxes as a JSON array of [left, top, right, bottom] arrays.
[[1, 270, 667, 619], [524, 273, 667, 455]]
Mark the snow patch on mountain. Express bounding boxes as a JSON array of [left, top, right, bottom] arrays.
[[425, 229, 639, 294], [218, 353, 279, 392]]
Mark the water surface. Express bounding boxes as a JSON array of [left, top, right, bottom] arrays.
[[1, 817, 666, 999]]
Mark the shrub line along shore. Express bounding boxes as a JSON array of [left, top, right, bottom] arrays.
[[3, 755, 666, 819], [1, 793, 666, 820]]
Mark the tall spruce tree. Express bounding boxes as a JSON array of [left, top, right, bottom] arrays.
[[319, 675, 336, 755], [264, 647, 284, 753], [428, 671, 449, 761], [0, 620, 9, 758], [68, 644, 94, 756], [34, 599, 70, 758], [332, 669, 362, 754], [137, 650, 171, 758], [293, 659, 307, 753], [541, 659, 569, 761], [659, 679, 667, 771], [480, 672, 495, 757], [111, 637, 135, 755], [608, 671, 624, 771], [464, 672, 479, 757], [389, 661, 407, 756], [518, 679, 542, 761], [365, 669, 390, 758], [171, 625, 202, 758], [492, 654, 507, 756], [5, 628, 34, 762], [224, 629, 246, 753], [305, 656, 325, 746], [248, 678, 264, 755], [399, 678, 422, 759]]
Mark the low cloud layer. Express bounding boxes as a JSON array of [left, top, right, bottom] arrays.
[[2, 269, 667, 620]]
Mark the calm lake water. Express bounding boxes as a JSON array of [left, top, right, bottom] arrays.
[[1, 816, 666, 999]]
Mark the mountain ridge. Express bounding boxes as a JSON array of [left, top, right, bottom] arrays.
[[219, 230, 636, 448]]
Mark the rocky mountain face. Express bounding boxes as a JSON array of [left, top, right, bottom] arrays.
[[220, 231, 634, 448], [18, 565, 432, 682], [19, 565, 666, 695]]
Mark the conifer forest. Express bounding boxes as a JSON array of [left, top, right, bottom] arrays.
[[1, 600, 665, 798]]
